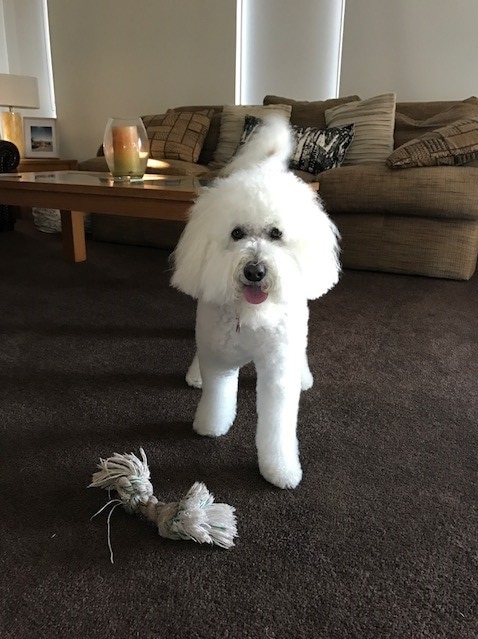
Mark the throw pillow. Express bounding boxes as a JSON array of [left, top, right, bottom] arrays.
[[237, 114, 262, 147], [394, 98, 478, 148], [210, 104, 292, 169], [235, 116, 355, 175], [263, 95, 361, 129], [387, 118, 478, 169], [142, 110, 214, 163], [325, 93, 396, 164], [290, 123, 355, 174]]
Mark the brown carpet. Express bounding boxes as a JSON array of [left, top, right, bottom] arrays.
[[1, 221, 477, 639]]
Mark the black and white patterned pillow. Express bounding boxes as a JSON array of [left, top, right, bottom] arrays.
[[238, 114, 262, 147], [235, 116, 354, 175], [290, 124, 355, 174]]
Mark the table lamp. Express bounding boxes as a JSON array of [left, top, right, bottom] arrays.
[[0, 73, 40, 157]]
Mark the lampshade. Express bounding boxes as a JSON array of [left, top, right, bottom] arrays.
[[0, 73, 40, 109]]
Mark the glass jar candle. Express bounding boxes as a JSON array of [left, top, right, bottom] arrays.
[[103, 116, 149, 181]]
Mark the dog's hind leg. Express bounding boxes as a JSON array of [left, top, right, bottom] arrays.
[[186, 352, 202, 388], [193, 362, 239, 437]]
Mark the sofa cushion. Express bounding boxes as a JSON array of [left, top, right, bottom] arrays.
[[263, 94, 360, 129], [318, 164, 478, 220], [331, 211, 478, 280], [387, 118, 478, 169], [210, 104, 292, 169], [142, 110, 214, 163], [394, 97, 478, 148], [325, 93, 396, 165]]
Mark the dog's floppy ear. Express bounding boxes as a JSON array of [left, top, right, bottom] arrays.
[[296, 196, 341, 300], [170, 198, 212, 298]]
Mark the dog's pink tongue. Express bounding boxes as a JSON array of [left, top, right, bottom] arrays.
[[243, 285, 268, 304]]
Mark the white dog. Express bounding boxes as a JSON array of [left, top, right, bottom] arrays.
[[171, 115, 340, 489]]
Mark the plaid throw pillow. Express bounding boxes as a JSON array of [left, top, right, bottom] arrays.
[[143, 110, 214, 163]]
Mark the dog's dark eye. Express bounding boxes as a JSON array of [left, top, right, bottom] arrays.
[[231, 227, 246, 241], [269, 227, 282, 240]]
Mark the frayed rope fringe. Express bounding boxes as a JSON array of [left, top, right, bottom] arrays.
[[89, 448, 238, 561]]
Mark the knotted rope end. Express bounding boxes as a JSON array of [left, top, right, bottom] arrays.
[[89, 449, 238, 552]]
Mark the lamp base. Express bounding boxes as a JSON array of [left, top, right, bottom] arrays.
[[1, 111, 25, 157]]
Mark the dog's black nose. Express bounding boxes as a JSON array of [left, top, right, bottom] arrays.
[[244, 262, 266, 282]]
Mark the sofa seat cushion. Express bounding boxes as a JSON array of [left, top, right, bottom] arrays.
[[79, 155, 209, 177], [331, 212, 478, 280], [318, 164, 478, 219]]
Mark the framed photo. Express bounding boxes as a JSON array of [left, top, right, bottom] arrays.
[[23, 117, 58, 158]]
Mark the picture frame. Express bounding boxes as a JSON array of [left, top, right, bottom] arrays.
[[23, 117, 59, 158]]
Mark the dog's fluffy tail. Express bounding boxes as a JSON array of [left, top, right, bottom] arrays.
[[220, 114, 294, 176]]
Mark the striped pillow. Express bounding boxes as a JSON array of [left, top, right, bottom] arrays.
[[325, 93, 396, 165]]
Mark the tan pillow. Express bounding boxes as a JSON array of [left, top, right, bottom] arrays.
[[325, 93, 396, 164], [263, 94, 360, 129], [142, 110, 214, 163], [210, 104, 292, 169], [387, 118, 478, 169], [394, 99, 478, 148]]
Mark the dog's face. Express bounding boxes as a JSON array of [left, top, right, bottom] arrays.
[[171, 166, 340, 316]]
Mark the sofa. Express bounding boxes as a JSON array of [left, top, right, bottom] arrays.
[[79, 94, 478, 280]]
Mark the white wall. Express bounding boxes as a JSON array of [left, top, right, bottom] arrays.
[[340, 0, 478, 101], [0, 3, 8, 71], [239, 0, 345, 104], [47, 0, 237, 161]]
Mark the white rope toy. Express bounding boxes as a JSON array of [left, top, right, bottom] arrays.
[[89, 448, 238, 555]]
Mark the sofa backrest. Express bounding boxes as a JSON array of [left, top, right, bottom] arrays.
[[169, 96, 478, 161]]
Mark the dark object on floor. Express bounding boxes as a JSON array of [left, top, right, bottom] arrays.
[[0, 140, 20, 232]]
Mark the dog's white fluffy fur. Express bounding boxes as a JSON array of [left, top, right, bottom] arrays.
[[171, 115, 340, 489]]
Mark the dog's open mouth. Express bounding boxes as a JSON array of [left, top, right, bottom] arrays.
[[243, 284, 268, 305]]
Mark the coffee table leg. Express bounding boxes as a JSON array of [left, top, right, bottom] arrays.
[[60, 210, 86, 262]]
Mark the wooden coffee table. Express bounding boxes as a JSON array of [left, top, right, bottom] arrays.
[[0, 171, 202, 262]]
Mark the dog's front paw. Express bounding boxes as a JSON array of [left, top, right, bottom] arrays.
[[186, 354, 202, 388], [186, 370, 202, 388], [193, 399, 235, 437], [193, 417, 231, 437], [301, 368, 314, 391], [259, 459, 303, 489]]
